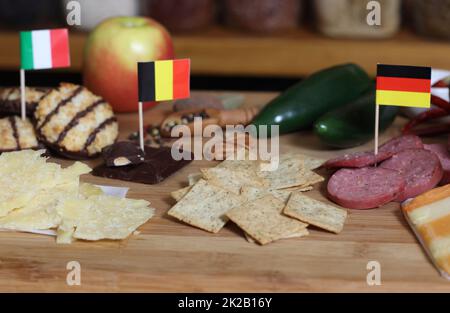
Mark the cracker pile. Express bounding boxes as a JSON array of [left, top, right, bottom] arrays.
[[168, 153, 348, 245], [0, 150, 154, 244]]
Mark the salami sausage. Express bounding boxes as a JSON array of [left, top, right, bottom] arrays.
[[448, 135, 450, 152], [324, 151, 391, 169], [324, 135, 423, 169], [380, 149, 443, 202], [424, 144, 450, 185], [327, 167, 405, 209], [378, 134, 423, 155]]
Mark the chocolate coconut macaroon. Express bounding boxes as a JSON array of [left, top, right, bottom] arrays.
[[0, 116, 40, 152], [34, 83, 119, 159], [0, 87, 47, 117]]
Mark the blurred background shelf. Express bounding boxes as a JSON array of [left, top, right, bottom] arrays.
[[0, 27, 449, 77]]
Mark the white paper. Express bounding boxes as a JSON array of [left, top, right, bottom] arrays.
[[0, 185, 129, 237], [96, 185, 129, 198]]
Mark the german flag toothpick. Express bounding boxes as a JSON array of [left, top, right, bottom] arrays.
[[373, 64, 431, 157], [376, 64, 432, 108]]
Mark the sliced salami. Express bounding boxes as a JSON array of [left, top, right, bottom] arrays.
[[327, 167, 405, 210], [378, 134, 423, 156], [324, 135, 423, 169], [448, 135, 450, 152], [324, 151, 391, 169], [380, 149, 443, 202], [424, 144, 450, 185]]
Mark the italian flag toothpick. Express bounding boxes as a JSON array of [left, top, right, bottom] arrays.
[[20, 29, 70, 70], [19, 28, 71, 119]]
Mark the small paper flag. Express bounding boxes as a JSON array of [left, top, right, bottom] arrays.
[[20, 28, 70, 70], [138, 59, 190, 102], [376, 64, 431, 108]]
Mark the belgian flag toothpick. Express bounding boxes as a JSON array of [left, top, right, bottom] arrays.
[[137, 59, 191, 150], [138, 59, 190, 102]]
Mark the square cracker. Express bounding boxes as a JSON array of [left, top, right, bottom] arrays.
[[292, 153, 325, 170], [226, 195, 308, 245], [259, 154, 324, 190], [239, 184, 313, 209], [276, 153, 324, 170], [283, 191, 347, 234], [297, 170, 324, 188], [240, 185, 292, 204], [282, 185, 313, 192], [188, 173, 202, 186], [168, 179, 243, 233], [171, 185, 192, 202], [244, 228, 309, 244], [215, 158, 259, 172], [261, 168, 324, 190], [201, 167, 266, 194]]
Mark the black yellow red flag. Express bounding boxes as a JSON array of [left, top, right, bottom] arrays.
[[376, 64, 431, 108]]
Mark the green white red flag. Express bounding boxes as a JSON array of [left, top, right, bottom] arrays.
[[20, 28, 70, 70]]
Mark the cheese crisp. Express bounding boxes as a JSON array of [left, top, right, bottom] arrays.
[[0, 150, 90, 217], [57, 195, 154, 243], [0, 150, 154, 243]]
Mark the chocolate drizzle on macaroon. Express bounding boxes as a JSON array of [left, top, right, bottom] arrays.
[[0, 87, 47, 117], [34, 83, 119, 159], [55, 99, 106, 144], [83, 117, 118, 151], [5, 88, 14, 98], [8, 116, 19, 150], [37, 85, 84, 132], [0, 116, 40, 152]]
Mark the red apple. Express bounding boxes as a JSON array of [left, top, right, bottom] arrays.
[[83, 16, 174, 112]]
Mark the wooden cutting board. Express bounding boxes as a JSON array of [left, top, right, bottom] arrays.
[[1, 91, 449, 292]]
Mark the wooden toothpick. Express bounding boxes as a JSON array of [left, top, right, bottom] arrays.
[[20, 69, 26, 120], [138, 101, 144, 151], [374, 103, 380, 158]]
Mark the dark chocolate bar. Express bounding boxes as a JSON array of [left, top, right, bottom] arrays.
[[93, 144, 192, 185]]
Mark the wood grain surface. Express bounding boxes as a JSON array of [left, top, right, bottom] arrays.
[[1, 91, 449, 292]]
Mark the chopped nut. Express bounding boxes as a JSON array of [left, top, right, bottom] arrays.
[[113, 156, 132, 167]]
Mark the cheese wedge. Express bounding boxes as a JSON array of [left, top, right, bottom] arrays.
[[403, 184, 450, 277]]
